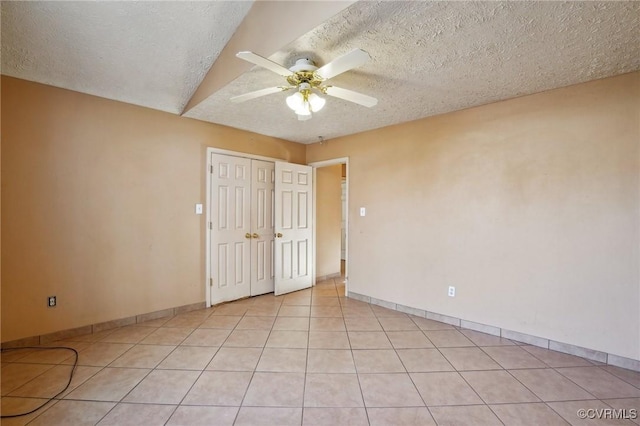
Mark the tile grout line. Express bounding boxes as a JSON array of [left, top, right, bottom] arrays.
[[399, 341, 439, 425], [3, 281, 638, 425], [168, 308, 223, 422], [300, 289, 317, 426], [593, 363, 640, 391], [232, 295, 283, 425], [341, 281, 372, 425], [104, 311, 208, 423]]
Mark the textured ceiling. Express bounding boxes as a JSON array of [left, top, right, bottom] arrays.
[[2, 1, 639, 144], [1, 1, 253, 114], [185, 1, 640, 143]]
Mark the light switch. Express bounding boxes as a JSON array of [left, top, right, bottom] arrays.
[[195, 204, 203, 215], [360, 207, 366, 217]]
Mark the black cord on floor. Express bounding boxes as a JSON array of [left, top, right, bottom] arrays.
[[1, 346, 79, 418]]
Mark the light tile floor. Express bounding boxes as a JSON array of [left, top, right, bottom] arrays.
[[2, 277, 640, 425]]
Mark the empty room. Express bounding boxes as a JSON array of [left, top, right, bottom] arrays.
[[1, 1, 639, 425]]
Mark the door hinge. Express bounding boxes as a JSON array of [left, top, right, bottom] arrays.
[[208, 222, 213, 230], [209, 165, 214, 174], [209, 278, 213, 287]]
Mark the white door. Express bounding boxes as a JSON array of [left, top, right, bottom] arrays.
[[210, 154, 252, 304], [274, 162, 313, 296], [250, 160, 275, 296]]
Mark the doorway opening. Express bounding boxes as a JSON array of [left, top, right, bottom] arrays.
[[310, 158, 348, 297]]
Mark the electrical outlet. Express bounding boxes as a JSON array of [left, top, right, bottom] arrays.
[[48, 296, 57, 307], [448, 286, 455, 297]]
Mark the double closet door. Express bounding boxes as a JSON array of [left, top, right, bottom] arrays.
[[209, 153, 313, 305]]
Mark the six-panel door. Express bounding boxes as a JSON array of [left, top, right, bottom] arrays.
[[274, 161, 313, 296], [210, 154, 252, 304]]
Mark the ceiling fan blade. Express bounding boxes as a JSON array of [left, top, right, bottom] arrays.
[[236, 51, 294, 77], [315, 49, 371, 80], [230, 86, 290, 103], [324, 86, 378, 108]]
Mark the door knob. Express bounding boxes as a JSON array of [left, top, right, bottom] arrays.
[[245, 233, 252, 239], [252, 233, 259, 239], [276, 233, 283, 238]]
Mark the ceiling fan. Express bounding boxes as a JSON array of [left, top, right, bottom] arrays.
[[231, 49, 378, 121]]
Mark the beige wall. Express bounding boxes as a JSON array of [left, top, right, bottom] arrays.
[[1, 76, 305, 342], [315, 164, 342, 278], [3, 73, 639, 360], [307, 73, 640, 360]]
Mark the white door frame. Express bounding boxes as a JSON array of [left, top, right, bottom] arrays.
[[205, 147, 285, 308], [308, 157, 349, 296]]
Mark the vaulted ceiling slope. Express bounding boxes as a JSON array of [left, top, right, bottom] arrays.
[[2, 1, 639, 144], [1, 1, 254, 114]]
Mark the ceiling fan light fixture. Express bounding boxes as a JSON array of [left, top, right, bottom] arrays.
[[295, 102, 311, 116], [308, 93, 325, 112], [287, 86, 323, 118], [286, 92, 304, 111]]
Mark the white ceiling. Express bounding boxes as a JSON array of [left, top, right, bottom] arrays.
[[3, 1, 639, 144], [1, 1, 253, 114]]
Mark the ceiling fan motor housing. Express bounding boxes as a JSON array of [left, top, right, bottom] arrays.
[[286, 58, 324, 88], [289, 58, 318, 73]]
